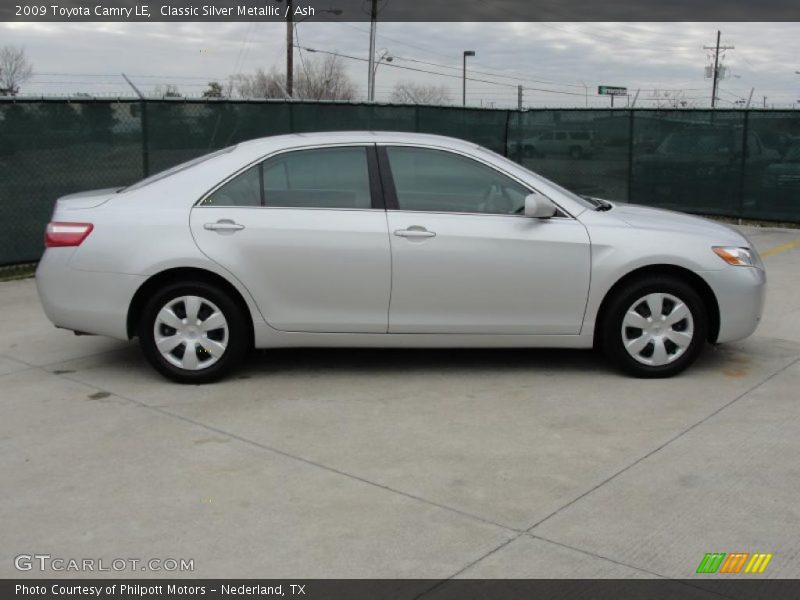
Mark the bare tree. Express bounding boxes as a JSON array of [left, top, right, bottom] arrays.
[[152, 84, 182, 98], [647, 89, 697, 109], [202, 81, 225, 99], [295, 55, 357, 101], [390, 81, 451, 105], [230, 55, 355, 101], [229, 68, 287, 99], [0, 46, 34, 96]]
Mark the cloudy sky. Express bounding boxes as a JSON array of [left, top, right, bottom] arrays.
[[2, 21, 799, 108]]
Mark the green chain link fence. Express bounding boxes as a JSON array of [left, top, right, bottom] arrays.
[[2, 98, 799, 266]]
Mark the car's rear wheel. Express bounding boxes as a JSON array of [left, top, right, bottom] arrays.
[[139, 280, 249, 383], [602, 276, 708, 378]]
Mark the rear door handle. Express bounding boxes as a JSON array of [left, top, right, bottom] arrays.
[[394, 227, 436, 239], [204, 220, 245, 232]]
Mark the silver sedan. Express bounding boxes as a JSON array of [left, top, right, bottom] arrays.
[[36, 132, 766, 383]]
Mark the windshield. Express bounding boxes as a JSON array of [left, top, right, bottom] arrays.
[[474, 146, 596, 211], [122, 145, 237, 192], [540, 177, 598, 210]]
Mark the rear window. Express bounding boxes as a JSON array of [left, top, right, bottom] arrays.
[[122, 146, 237, 192]]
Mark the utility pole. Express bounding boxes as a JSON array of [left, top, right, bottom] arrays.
[[285, 0, 293, 97], [517, 85, 523, 111], [745, 87, 754, 109], [462, 50, 475, 107], [763, 95, 768, 108], [704, 30, 734, 108], [367, 0, 377, 101]]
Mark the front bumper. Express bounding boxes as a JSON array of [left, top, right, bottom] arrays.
[[36, 248, 145, 340], [702, 266, 766, 344]]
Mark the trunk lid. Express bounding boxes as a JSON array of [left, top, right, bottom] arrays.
[[54, 188, 121, 211]]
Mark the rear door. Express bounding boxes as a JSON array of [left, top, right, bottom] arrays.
[[190, 145, 391, 333]]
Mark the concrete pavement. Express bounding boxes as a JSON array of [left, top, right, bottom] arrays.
[[1, 225, 799, 582]]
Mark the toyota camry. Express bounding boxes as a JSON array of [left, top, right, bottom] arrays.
[[36, 132, 766, 383]]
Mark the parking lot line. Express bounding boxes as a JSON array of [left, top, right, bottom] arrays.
[[761, 239, 800, 259]]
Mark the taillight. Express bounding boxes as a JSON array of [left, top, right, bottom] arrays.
[[45, 222, 94, 247]]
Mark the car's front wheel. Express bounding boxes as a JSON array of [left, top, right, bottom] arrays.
[[139, 280, 249, 383], [602, 276, 708, 378]]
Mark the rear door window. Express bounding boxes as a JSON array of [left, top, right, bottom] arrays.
[[200, 146, 373, 209], [263, 147, 372, 209]]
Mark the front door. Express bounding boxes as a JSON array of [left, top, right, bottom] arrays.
[[381, 145, 591, 334]]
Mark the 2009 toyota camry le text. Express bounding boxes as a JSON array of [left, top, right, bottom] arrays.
[[36, 132, 766, 383]]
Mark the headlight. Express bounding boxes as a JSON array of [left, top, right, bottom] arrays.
[[712, 246, 756, 267]]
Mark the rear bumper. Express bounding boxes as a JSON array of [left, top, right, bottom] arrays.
[[702, 266, 766, 344], [36, 248, 144, 340]]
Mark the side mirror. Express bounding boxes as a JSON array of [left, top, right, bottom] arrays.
[[524, 192, 557, 219]]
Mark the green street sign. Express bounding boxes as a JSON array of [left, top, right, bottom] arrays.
[[598, 86, 627, 96]]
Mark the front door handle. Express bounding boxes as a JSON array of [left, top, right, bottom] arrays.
[[204, 220, 245, 233], [394, 227, 436, 239]]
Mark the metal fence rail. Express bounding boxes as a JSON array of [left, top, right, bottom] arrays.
[[2, 98, 799, 265]]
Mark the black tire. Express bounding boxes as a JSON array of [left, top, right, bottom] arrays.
[[138, 280, 250, 384], [601, 275, 708, 378]]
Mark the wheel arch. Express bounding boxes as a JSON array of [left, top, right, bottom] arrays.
[[593, 264, 721, 347], [126, 267, 255, 343]]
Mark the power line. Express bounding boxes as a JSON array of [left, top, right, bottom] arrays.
[[334, 21, 590, 90], [388, 54, 587, 90], [294, 23, 312, 85], [232, 21, 256, 75], [32, 72, 228, 80], [297, 45, 588, 97]]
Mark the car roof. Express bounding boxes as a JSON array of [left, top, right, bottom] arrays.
[[234, 131, 481, 155]]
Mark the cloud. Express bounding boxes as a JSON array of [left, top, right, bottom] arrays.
[[1, 21, 798, 107]]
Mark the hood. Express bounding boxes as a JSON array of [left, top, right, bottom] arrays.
[[610, 202, 748, 246], [55, 188, 122, 210]]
